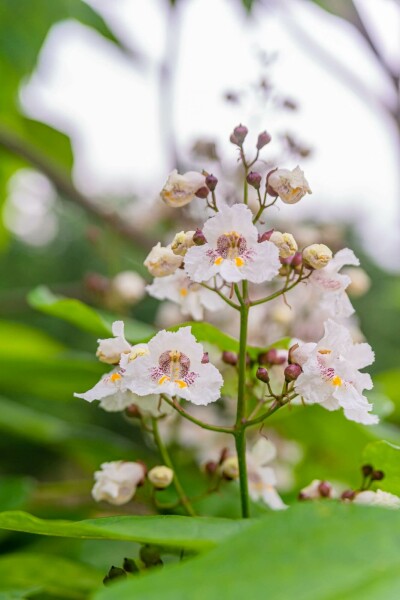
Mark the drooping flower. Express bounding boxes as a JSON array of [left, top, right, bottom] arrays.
[[268, 166, 311, 204], [147, 270, 225, 320], [269, 231, 298, 258], [292, 319, 378, 425], [144, 243, 182, 277], [308, 248, 359, 318], [353, 489, 400, 509], [124, 327, 223, 405], [184, 203, 280, 284], [96, 320, 132, 365], [160, 170, 206, 207], [170, 230, 195, 256], [92, 461, 146, 505]]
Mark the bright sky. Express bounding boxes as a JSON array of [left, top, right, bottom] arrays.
[[21, 0, 400, 270]]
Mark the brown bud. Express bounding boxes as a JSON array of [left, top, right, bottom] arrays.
[[256, 130, 271, 150], [256, 367, 270, 383], [246, 171, 262, 189], [201, 352, 209, 364], [193, 229, 207, 246], [204, 460, 218, 476], [341, 489, 355, 501], [371, 470, 384, 481], [258, 229, 274, 243], [125, 405, 142, 419], [259, 348, 286, 366], [195, 185, 209, 199], [318, 481, 332, 498], [361, 464, 374, 477], [291, 251, 303, 268], [233, 124, 248, 145], [284, 363, 302, 382], [205, 174, 218, 191], [222, 351, 238, 366]]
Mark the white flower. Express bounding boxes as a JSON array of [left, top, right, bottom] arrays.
[[269, 231, 298, 258], [147, 270, 225, 321], [299, 479, 336, 499], [354, 489, 400, 509], [144, 243, 182, 277], [308, 248, 359, 318], [92, 461, 145, 505], [170, 231, 195, 256], [111, 271, 146, 304], [293, 319, 378, 425], [268, 166, 312, 204], [246, 438, 287, 510], [303, 244, 333, 270], [124, 327, 223, 406], [96, 321, 132, 365], [160, 170, 206, 207], [184, 203, 280, 284], [148, 465, 174, 489]]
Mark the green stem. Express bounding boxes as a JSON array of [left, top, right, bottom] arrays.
[[244, 394, 296, 429], [151, 417, 196, 516], [249, 270, 309, 307], [200, 283, 240, 311], [235, 429, 250, 518], [161, 395, 232, 434]]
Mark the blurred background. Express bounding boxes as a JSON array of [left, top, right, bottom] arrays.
[[0, 0, 399, 595]]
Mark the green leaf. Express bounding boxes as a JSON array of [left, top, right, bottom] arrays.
[[363, 440, 400, 496], [94, 503, 400, 600], [0, 478, 36, 512], [0, 511, 251, 551], [0, 320, 65, 359], [0, 552, 102, 598], [0, 589, 40, 600]]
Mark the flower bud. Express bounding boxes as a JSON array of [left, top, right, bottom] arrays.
[[220, 456, 239, 480], [258, 229, 274, 243], [269, 231, 298, 259], [303, 244, 333, 270], [125, 404, 142, 419], [148, 465, 174, 490], [195, 185, 210, 199], [256, 130, 271, 150], [192, 228, 207, 246], [103, 566, 127, 585], [170, 230, 195, 257], [204, 460, 218, 476], [256, 367, 270, 383], [284, 363, 302, 382], [144, 243, 182, 277], [361, 464, 373, 477], [318, 481, 332, 498], [205, 174, 218, 191], [259, 348, 286, 366], [140, 545, 162, 567], [123, 558, 139, 574], [161, 170, 206, 207], [371, 470, 385, 481], [230, 133, 239, 145], [201, 352, 209, 364], [341, 489, 356, 501], [232, 124, 248, 145], [246, 171, 262, 190], [291, 251, 303, 269], [268, 166, 312, 204], [222, 351, 238, 366]]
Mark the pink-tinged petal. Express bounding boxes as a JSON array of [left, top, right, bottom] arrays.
[[184, 245, 219, 282]]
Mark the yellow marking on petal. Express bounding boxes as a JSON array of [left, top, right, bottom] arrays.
[[110, 373, 122, 382], [129, 348, 148, 361], [175, 379, 188, 389], [158, 375, 170, 385], [318, 349, 332, 355], [214, 256, 224, 265], [332, 375, 343, 386], [235, 257, 244, 267], [179, 288, 188, 297]]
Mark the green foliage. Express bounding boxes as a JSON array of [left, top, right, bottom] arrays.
[[363, 441, 400, 496], [0, 477, 36, 512], [93, 503, 400, 600]]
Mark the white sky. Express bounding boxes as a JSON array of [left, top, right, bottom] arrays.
[[21, 0, 400, 270]]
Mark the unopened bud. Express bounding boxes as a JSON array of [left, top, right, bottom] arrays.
[[125, 404, 141, 419], [221, 456, 239, 480], [259, 348, 286, 366], [140, 545, 162, 567], [341, 489, 356, 501], [222, 351, 238, 366], [258, 229, 274, 243], [204, 461, 218, 476], [201, 352, 209, 364], [256, 367, 270, 383], [148, 465, 174, 490], [246, 171, 262, 189], [103, 566, 127, 585], [123, 558, 139, 574], [205, 174, 218, 191], [193, 229, 207, 246], [291, 251, 303, 268], [284, 363, 302, 382], [270, 231, 298, 259], [303, 244, 332, 270], [361, 464, 374, 477], [371, 470, 384, 481], [230, 133, 239, 145], [195, 186, 209, 199], [256, 130, 272, 150], [318, 481, 332, 498], [233, 124, 248, 145]]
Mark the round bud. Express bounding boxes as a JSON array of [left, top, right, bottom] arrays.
[[192, 229, 207, 246], [256, 367, 270, 383], [148, 465, 174, 490], [284, 363, 302, 382], [205, 174, 218, 191], [361, 464, 374, 477], [258, 229, 274, 243], [256, 130, 272, 150], [222, 351, 238, 366], [341, 489, 355, 501], [259, 348, 286, 366], [246, 171, 262, 190], [291, 251, 303, 268], [233, 124, 248, 145], [201, 352, 209, 364], [125, 404, 141, 419], [371, 470, 384, 481], [103, 566, 127, 585], [123, 558, 139, 574], [221, 456, 239, 480], [230, 133, 239, 146], [318, 481, 332, 498], [303, 244, 333, 270], [140, 545, 162, 567], [204, 461, 218, 476], [195, 185, 209, 199]]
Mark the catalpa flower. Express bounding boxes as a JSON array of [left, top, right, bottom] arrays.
[[354, 489, 400, 509], [293, 319, 378, 425], [147, 270, 225, 320], [92, 461, 146, 505], [125, 327, 223, 405], [184, 203, 280, 283], [308, 248, 359, 318], [144, 243, 182, 277], [96, 320, 131, 365], [268, 166, 311, 204], [160, 170, 206, 207], [246, 438, 288, 510]]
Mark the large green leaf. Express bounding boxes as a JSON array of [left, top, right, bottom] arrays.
[[0, 511, 251, 551], [363, 440, 400, 496], [94, 503, 400, 600], [0, 552, 102, 598], [0, 477, 35, 512], [28, 286, 289, 356]]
